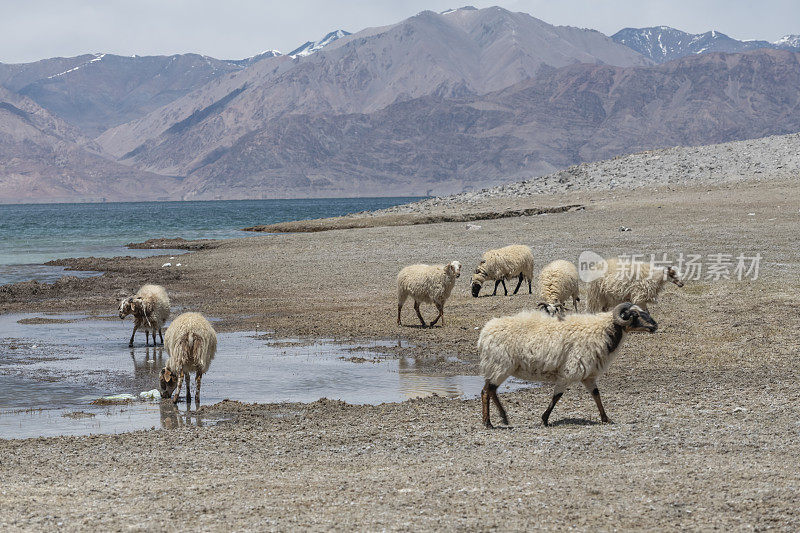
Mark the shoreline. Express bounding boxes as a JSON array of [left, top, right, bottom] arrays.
[[1, 177, 799, 529]]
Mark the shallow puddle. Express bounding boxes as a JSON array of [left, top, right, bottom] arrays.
[[0, 313, 532, 438]]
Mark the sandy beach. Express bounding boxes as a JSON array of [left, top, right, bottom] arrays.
[[1, 177, 799, 530]]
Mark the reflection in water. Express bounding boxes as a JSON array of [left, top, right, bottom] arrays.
[[158, 402, 206, 429], [398, 357, 483, 400], [1, 313, 535, 438], [130, 346, 164, 383]]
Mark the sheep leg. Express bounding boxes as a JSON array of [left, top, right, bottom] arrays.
[[158, 328, 164, 345], [145, 330, 150, 347], [492, 280, 501, 296], [489, 385, 509, 425], [185, 372, 192, 405], [541, 384, 565, 426], [583, 379, 611, 423], [429, 303, 444, 327], [413, 301, 426, 327], [501, 280, 508, 295], [513, 273, 524, 294], [481, 381, 493, 429], [397, 294, 407, 325], [528, 278, 532, 294], [128, 324, 138, 347], [172, 371, 184, 404], [195, 372, 202, 406]]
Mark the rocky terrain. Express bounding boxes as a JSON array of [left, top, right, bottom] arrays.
[[0, 86, 178, 203], [178, 49, 800, 199], [366, 131, 800, 215], [612, 25, 800, 63]]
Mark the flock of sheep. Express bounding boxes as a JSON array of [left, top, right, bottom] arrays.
[[116, 243, 684, 428], [397, 244, 684, 428]]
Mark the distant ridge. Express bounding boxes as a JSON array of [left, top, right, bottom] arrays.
[[612, 26, 800, 63]]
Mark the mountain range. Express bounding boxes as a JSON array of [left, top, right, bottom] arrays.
[[612, 26, 800, 63], [0, 6, 798, 202]]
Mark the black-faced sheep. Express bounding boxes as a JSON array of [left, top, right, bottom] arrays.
[[159, 312, 217, 405], [397, 261, 461, 327], [471, 245, 534, 297], [118, 284, 170, 347], [538, 259, 580, 311], [478, 302, 657, 428], [586, 258, 684, 312]]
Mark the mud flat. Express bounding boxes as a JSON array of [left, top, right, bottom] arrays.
[[1, 174, 799, 529]]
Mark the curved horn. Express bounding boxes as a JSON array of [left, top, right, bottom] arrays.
[[612, 303, 634, 326]]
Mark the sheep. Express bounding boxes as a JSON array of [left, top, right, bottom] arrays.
[[159, 312, 217, 405], [118, 284, 170, 347], [536, 302, 566, 319], [477, 302, 657, 428], [538, 259, 580, 311], [471, 245, 534, 297], [397, 261, 461, 327], [586, 258, 684, 312]]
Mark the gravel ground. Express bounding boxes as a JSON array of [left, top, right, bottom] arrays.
[[1, 172, 799, 530]]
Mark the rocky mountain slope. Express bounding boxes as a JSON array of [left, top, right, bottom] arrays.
[[0, 53, 242, 136], [174, 49, 800, 199], [0, 87, 178, 203], [374, 131, 800, 214], [96, 6, 651, 177], [612, 26, 800, 63]]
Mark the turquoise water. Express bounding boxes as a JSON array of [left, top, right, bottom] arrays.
[[0, 197, 420, 285]]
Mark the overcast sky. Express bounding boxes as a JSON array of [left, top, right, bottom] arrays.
[[1, 0, 797, 63]]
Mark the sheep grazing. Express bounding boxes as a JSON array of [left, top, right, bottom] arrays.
[[586, 258, 684, 312], [118, 284, 170, 347], [538, 259, 580, 312], [397, 261, 462, 327], [477, 302, 657, 428], [159, 312, 217, 405], [471, 245, 534, 297], [536, 302, 566, 319]]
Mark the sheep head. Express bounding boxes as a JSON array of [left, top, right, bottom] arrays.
[[665, 266, 684, 287], [471, 262, 487, 297], [446, 261, 462, 279], [537, 302, 566, 319], [118, 297, 134, 319], [612, 303, 657, 333], [159, 367, 178, 399]]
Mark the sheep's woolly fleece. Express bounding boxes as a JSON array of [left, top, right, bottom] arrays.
[[538, 259, 580, 308], [479, 309, 624, 386], [164, 312, 218, 375], [472, 245, 534, 284], [586, 258, 675, 311], [397, 262, 461, 307]]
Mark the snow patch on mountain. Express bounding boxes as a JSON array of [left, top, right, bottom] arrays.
[[46, 53, 106, 79], [289, 30, 351, 58], [774, 34, 800, 49], [612, 26, 799, 63]]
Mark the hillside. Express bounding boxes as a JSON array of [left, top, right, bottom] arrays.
[[0, 87, 179, 203], [175, 50, 800, 198], [96, 6, 650, 177]]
